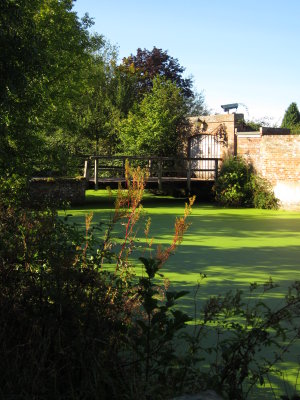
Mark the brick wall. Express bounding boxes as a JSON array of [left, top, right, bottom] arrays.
[[259, 136, 300, 183], [237, 134, 300, 208], [237, 136, 261, 171]]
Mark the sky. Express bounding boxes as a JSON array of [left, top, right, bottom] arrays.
[[73, 0, 300, 125]]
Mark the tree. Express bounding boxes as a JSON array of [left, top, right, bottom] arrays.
[[119, 77, 187, 156], [0, 0, 45, 173], [0, 0, 101, 175], [119, 47, 194, 99], [186, 91, 210, 116], [111, 61, 140, 117], [75, 52, 122, 156], [281, 102, 300, 129]]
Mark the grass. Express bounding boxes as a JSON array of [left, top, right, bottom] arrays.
[[59, 189, 300, 399]]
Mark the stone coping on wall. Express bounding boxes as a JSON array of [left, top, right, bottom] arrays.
[[236, 128, 290, 138], [189, 113, 244, 124], [235, 131, 261, 138]]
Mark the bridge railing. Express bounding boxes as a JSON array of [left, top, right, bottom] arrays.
[[84, 155, 221, 190]]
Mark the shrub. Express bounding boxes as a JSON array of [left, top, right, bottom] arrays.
[[214, 156, 279, 209], [214, 156, 254, 207], [252, 175, 279, 209], [0, 205, 130, 399], [0, 173, 29, 208], [291, 123, 300, 135]]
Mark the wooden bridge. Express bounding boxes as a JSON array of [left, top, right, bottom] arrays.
[[83, 155, 222, 191]]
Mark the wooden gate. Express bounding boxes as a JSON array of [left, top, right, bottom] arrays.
[[189, 134, 221, 179]]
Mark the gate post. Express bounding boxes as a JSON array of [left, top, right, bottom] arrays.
[[84, 159, 90, 182], [148, 158, 152, 176], [214, 159, 219, 180], [94, 158, 99, 190], [187, 158, 191, 193], [122, 158, 126, 178], [158, 159, 163, 191]]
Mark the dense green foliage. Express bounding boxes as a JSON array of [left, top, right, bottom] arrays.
[[119, 77, 187, 156], [241, 116, 276, 131], [242, 120, 262, 131], [0, 0, 100, 175], [281, 102, 300, 133], [214, 156, 279, 209], [0, 204, 126, 399]]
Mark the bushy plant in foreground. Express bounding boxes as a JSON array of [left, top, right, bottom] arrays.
[[0, 163, 298, 399], [214, 156, 279, 209]]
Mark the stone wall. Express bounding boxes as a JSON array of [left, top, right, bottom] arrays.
[[29, 177, 86, 206], [237, 133, 300, 208]]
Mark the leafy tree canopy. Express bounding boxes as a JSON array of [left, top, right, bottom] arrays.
[[119, 77, 187, 156], [119, 47, 194, 99], [281, 102, 300, 129], [0, 0, 102, 175], [186, 91, 209, 117], [74, 49, 122, 156]]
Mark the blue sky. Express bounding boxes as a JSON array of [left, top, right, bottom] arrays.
[[73, 0, 300, 125]]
